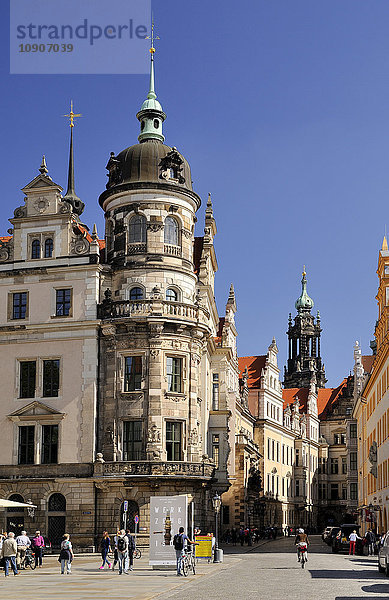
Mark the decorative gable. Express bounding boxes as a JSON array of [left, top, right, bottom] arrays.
[[8, 401, 65, 422]]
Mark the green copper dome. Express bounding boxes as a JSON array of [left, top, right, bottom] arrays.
[[295, 269, 314, 313]]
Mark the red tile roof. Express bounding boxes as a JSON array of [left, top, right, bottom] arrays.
[[0, 236, 12, 244], [362, 355, 375, 374], [238, 356, 267, 389], [74, 224, 105, 249], [282, 379, 349, 418]]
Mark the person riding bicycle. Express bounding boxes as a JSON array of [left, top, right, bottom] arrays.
[[295, 528, 309, 562]]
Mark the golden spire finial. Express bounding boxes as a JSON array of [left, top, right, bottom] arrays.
[[382, 236, 388, 251], [302, 264, 306, 276], [64, 100, 82, 128], [146, 14, 160, 55]]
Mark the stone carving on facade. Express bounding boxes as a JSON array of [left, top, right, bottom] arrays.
[[182, 228, 192, 239], [188, 428, 199, 446], [70, 237, 90, 255], [159, 149, 185, 184], [33, 196, 49, 213], [0, 247, 9, 262], [95, 452, 105, 463], [147, 222, 164, 232], [121, 392, 143, 402], [14, 205, 27, 218], [149, 322, 163, 338], [165, 392, 186, 402], [191, 354, 201, 366], [149, 349, 160, 358], [94, 481, 110, 492], [106, 152, 123, 189], [147, 424, 161, 444], [369, 441, 378, 478], [59, 200, 72, 214]]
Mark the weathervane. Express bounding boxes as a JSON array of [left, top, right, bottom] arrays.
[[146, 14, 160, 55], [64, 100, 82, 128]]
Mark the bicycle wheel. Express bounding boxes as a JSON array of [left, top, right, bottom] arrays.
[[191, 556, 196, 575], [182, 558, 189, 577], [29, 560, 36, 570], [134, 548, 141, 559]]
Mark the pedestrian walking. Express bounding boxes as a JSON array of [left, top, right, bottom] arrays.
[[1, 532, 19, 577], [31, 530, 45, 568], [99, 531, 111, 569], [15, 530, 30, 569], [111, 529, 120, 571], [231, 527, 237, 546], [349, 530, 360, 555], [116, 530, 128, 575], [365, 529, 376, 556], [125, 529, 135, 572], [173, 526, 196, 576], [59, 534, 74, 574]]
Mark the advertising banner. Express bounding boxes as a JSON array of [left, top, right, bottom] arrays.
[[149, 495, 188, 566], [194, 535, 213, 559]]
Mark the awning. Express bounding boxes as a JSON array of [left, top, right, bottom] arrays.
[[0, 499, 37, 509]]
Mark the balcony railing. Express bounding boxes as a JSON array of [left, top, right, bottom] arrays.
[[95, 460, 215, 478], [164, 244, 181, 257], [128, 243, 147, 255], [98, 299, 209, 322]]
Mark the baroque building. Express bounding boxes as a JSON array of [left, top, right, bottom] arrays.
[[0, 48, 260, 547], [353, 237, 389, 534]]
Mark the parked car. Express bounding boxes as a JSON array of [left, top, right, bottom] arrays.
[[378, 531, 389, 575], [322, 527, 332, 541], [332, 524, 363, 554]]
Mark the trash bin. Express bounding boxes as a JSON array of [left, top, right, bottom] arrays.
[[214, 548, 223, 563]]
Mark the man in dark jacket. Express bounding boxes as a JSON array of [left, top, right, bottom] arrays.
[[125, 529, 136, 572], [365, 529, 376, 556]]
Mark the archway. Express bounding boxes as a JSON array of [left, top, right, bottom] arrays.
[[6, 493, 25, 534], [47, 493, 66, 548], [120, 500, 139, 532]]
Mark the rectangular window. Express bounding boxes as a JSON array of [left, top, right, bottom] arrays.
[[18, 425, 35, 464], [350, 452, 357, 471], [212, 373, 219, 410], [341, 433, 346, 445], [350, 483, 358, 500], [41, 424, 58, 464], [19, 361, 36, 398], [295, 480, 300, 497], [212, 434, 220, 468], [282, 444, 285, 464], [166, 357, 182, 393], [123, 421, 143, 461], [267, 438, 271, 459], [43, 360, 60, 397], [124, 356, 142, 392], [276, 442, 280, 462], [295, 449, 299, 467], [12, 292, 28, 320], [330, 458, 338, 474], [342, 484, 347, 500], [342, 457, 347, 474], [330, 483, 339, 500], [272, 440, 275, 461], [334, 433, 339, 445], [55, 289, 72, 317], [166, 421, 182, 461], [350, 423, 357, 439]]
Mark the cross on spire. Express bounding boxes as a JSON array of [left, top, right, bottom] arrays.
[[146, 14, 160, 55], [64, 100, 82, 128]]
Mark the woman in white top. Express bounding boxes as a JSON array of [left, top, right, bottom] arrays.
[[59, 534, 74, 574]]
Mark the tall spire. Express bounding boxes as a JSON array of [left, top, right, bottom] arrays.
[[295, 266, 314, 313], [63, 101, 84, 216], [137, 18, 166, 143]]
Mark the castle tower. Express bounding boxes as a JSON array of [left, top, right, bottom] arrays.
[[284, 269, 326, 388]]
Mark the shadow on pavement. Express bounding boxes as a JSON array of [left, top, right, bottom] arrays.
[[309, 569, 381, 580], [336, 597, 385, 600], [361, 583, 389, 594]]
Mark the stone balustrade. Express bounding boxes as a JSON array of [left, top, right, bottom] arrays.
[[98, 299, 209, 322], [95, 460, 215, 479]]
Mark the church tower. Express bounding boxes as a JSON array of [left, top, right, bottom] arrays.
[[284, 269, 326, 388]]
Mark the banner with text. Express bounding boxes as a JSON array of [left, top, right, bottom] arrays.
[[149, 495, 188, 566]]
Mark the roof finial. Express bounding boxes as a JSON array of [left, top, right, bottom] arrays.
[[295, 267, 314, 313], [382, 235, 388, 251], [62, 101, 84, 216], [39, 155, 48, 175], [137, 16, 165, 143]]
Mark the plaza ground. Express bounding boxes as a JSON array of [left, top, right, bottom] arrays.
[[2, 536, 389, 600]]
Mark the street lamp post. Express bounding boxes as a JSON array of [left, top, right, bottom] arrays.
[[212, 492, 222, 563]]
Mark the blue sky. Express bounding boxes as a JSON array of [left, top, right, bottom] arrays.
[[2, 0, 388, 386]]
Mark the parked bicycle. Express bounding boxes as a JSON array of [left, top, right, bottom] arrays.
[[133, 547, 141, 560], [24, 548, 36, 570]]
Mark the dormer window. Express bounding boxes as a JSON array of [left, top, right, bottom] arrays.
[[154, 119, 159, 129], [164, 217, 179, 246], [166, 288, 178, 302], [169, 168, 176, 179], [31, 239, 40, 259], [44, 238, 53, 258]]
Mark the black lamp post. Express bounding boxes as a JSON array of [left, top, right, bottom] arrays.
[[212, 492, 221, 562]]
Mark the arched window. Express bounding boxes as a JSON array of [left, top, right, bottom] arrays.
[[164, 217, 179, 246], [31, 239, 40, 259], [44, 238, 53, 258], [166, 288, 178, 302], [129, 215, 147, 244], [7, 494, 25, 513], [48, 493, 66, 512], [129, 287, 144, 301]]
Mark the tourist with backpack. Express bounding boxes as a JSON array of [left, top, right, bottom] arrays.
[[116, 530, 129, 575], [173, 527, 196, 576], [125, 529, 135, 572]]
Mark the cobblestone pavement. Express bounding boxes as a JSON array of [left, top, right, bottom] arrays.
[[2, 537, 388, 600]]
